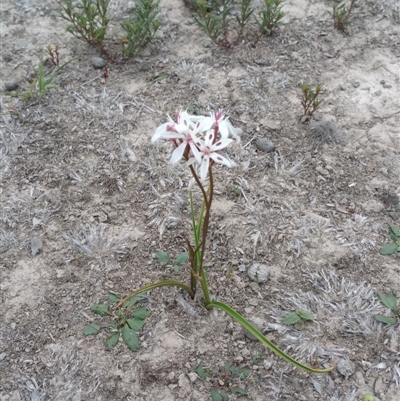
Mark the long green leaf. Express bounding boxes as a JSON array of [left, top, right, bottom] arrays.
[[207, 301, 335, 374], [115, 280, 194, 309]]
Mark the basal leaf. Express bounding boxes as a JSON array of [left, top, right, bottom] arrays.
[[124, 296, 140, 309], [108, 293, 120, 303], [211, 389, 223, 401], [195, 365, 208, 379], [175, 252, 188, 265], [294, 320, 305, 331], [374, 314, 396, 325], [122, 324, 139, 351], [83, 323, 100, 335], [389, 224, 400, 238], [127, 318, 145, 331], [132, 307, 151, 320], [156, 251, 169, 264], [378, 292, 398, 313], [231, 386, 248, 395], [380, 243, 397, 255], [284, 312, 301, 325], [91, 303, 109, 316], [106, 332, 120, 350], [296, 309, 314, 321]]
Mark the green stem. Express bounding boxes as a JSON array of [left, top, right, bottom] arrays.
[[208, 301, 335, 374], [115, 280, 194, 309]]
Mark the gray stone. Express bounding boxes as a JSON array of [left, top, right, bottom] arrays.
[[255, 138, 275, 153], [337, 358, 355, 379], [5, 80, 18, 91], [91, 57, 106, 69]]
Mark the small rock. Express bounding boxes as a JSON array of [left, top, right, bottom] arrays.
[[187, 372, 198, 383], [5, 80, 18, 91], [91, 57, 106, 69], [126, 1, 135, 12], [316, 166, 329, 176], [247, 263, 270, 283], [242, 320, 263, 341], [241, 348, 251, 357], [0, 352, 6, 361], [255, 138, 275, 153], [337, 358, 355, 379], [31, 236, 42, 256]]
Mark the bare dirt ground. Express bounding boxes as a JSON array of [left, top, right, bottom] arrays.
[[1, 1, 400, 400]]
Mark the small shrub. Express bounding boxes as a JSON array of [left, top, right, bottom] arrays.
[[300, 82, 324, 120], [333, 0, 356, 31]]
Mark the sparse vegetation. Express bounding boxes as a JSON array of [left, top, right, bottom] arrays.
[[57, 0, 161, 62], [187, 0, 285, 48], [375, 291, 398, 325], [284, 309, 315, 330], [300, 82, 324, 120], [83, 293, 151, 351], [379, 224, 400, 258], [333, 0, 356, 31], [21, 56, 72, 103]]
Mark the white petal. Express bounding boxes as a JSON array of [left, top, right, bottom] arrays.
[[195, 117, 213, 134], [189, 142, 202, 164], [151, 122, 170, 143], [200, 156, 210, 180], [170, 142, 186, 164], [210, 152, 232, 167], [211, 138, 233, 151], [219, 120, 230, 139], [204, 130, 215, 147]]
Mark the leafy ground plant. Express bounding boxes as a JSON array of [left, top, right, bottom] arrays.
[[156, 250, 189, 272], [58, 0, 161, 62], [375, 292, 399, 325], [333, 0, 356, 31], [300, 82, 324, 120], [45, 44, 60, 66], [379, 224, 400, 258], [189, 0, 284, 48], [21, 56, 72, 103], [83, 293, 151, 351], [284, 309, 314, 330], [111, 110, 335, 374]]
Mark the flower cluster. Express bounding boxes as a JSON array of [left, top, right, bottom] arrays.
[[151, 110, 240, 180]]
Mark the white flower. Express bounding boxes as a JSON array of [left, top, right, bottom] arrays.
[[210, 110, 241, 143], [152, 111, 213, 165], [195, 129, 233, 180]]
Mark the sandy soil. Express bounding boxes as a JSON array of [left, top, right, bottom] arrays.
[[1, 0, 400, 400]]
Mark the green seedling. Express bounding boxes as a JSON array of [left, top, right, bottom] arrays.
[[375, 291, 399, 325], [58, 0, 109, 48], [379, 224, 400, 258], [185, 102, 203, 114], [300, 82, 324, 119], [45, 44, 60, 66], [58, 0, 160, 63], [83, 292, 150, 351], [256, 0, 284, 37], [120, 0, 161, 59], [156, 251, 189, 272], [236, 0, 254, 38], [333, 0, 356, 31], [21, 56, 73, 103], [284, 309, 314, 330]]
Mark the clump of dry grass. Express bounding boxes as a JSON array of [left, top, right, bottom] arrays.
[[63, 223, 129, 261], [309, 119, 344, 144]]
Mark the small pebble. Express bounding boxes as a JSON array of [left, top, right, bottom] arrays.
[[91, 57, 106, 70], [5, 80, 18, 91], [255, 138, 275, 153], [337, 358, 355, 379], [247, 263, 270, 283]]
